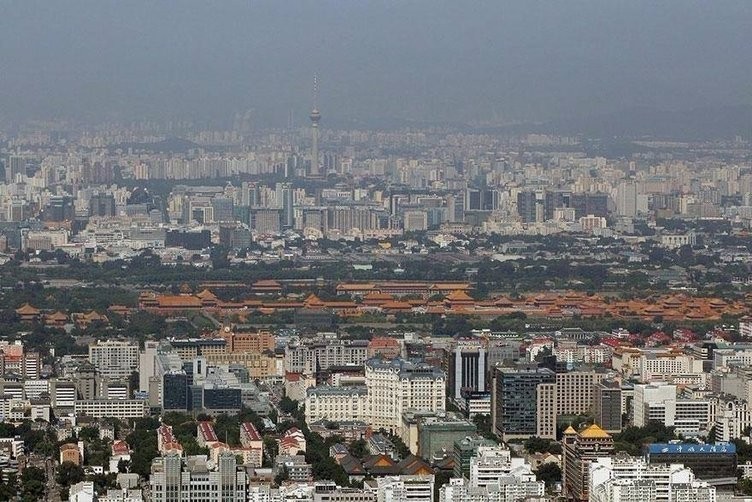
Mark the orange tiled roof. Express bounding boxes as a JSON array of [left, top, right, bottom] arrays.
[[16, 303, 40, 315]]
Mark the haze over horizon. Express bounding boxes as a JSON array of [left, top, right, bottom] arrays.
[[1, 1, 751, 130]]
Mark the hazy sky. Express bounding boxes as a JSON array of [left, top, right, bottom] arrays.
[[1, 1, 750, 127]]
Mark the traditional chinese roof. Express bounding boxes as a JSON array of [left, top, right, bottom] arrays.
[[16, 303, 40, 315], [579, 423, 611, 439]]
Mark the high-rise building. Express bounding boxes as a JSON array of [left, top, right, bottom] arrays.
[[149, 453, 247, 502], [365, 358, 445, 433], [89, 193, 117, 217], [162, 370, 189, 411], [491, 364, 556, 440], [555, 370, 607, 416], [89, 340, 139, 380], [517, 191, 538, 223], [139, 341, 160, 393], [562, 424, 615, 501], [616, 181, 639, 217], [211, 197, 235, 223], [440, 446, 544, 502], [277, 183, 294, 228], [594, 379, 623, 433], [75, 361, 98, 400], [306, 358, 445, 433], [646, 442, 737, 486], [251, 208, 281, 235], [448, 336, 488, 400], [5, 155, 25, 182], [570, 192, 609, 219], [22, 352, 41, 380], [544, 190, 570, 220], [633, 383, 712, 436], [452, 435, 497, 479]]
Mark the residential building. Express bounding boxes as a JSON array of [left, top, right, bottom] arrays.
[[590, 455, 716, 502], [366, 475, 434, 502]]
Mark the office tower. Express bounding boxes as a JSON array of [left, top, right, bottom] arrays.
[[277, 182, 294, 228], [646, 442, 737, 485], [544, 190, 570, 220], [45, 195, 74, 222], [5, 156, 25, 182], [89, 193, 117, 217], [88, 340, 139, 380], [466, 187, 499, 211], [448, 336, 488, 399], [469, 446, 544, 495], [616, 181, 639, 217], [403, 209, 428, 231], [593, 379, 623, 433], [570, 192, 609, 218], [517, 191, 538, 223], [309, 75, 321, 177], [211, 197, 235, 223], [632, 383, 712, 436], [162, 370, 189, 411], [75, 361, 98, 400], [555, 370, 607, 416], [491, 364, 556, 440], [139, 341, 159, 393], [562, 424, 615, 501], [452, 436, 497, 478], [251, 208, 281, 234], [68, 481, 96, 502]]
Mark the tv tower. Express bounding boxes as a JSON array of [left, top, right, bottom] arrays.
[[309, 74, 321, 177]]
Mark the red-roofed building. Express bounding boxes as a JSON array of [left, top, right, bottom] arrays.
[[157, 425, 183, 455], [109, 440, 131, 474], [278, 427, 306, 456], [197, 421, 219, 447], [240, 422, 263, 466]]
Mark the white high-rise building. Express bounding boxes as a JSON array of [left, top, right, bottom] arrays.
[[139, 341, 159, 392], [89, 340, 139, 380], [305, 358, 445, 433], [364, 358, 445, 433], [632, 383, 712, 436]]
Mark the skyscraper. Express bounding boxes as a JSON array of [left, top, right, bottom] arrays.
[[491, 364, 556, 440], [309, 75, 321, 177], [517, 191, 538, 223], [5, 155, 25, 183], [448, 336, 488, 400], [276, 182, 294, 229]]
